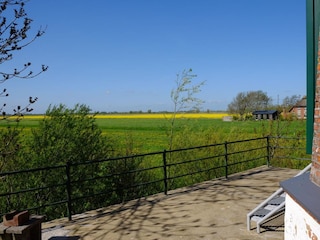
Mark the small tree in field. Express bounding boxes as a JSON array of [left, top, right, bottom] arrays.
[[0, 0, 47, 171], [167, 69, 205, 151], [164, 69, 205, 189]]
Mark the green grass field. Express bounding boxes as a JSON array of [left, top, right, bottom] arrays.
[[0, 116, 307, 153], [0, 116, 309, 220]]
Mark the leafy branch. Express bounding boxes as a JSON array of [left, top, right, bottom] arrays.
[[0, 0, 47, 120], [168, 68, 205, 151]]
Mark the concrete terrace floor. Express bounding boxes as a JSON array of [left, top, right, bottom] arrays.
[[42, 166, 300, 240]]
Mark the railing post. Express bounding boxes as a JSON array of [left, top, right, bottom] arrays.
[[66, 161, 73, 221], [163, 150, 168, 195], [224, 141, 228, 179], [266, 136, 271, 167]]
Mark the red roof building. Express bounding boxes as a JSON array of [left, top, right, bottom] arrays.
[[289, 96, 307, 119]]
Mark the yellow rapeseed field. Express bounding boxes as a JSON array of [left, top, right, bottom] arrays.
[[23, 115, 44, 119], [23, 112, 229, 120], [94, 113, 229, 119]]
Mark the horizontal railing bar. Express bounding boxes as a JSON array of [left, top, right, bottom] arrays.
[[166, 153, 228, 168], [271, 146, 306, 150], [226, 146, 266, 156], [273, 156, 311, 161], [69, 165, 164, 185], [26, 200, 69, 212], [0, 183, 66, 197], [0, 165, 66, 177], [269, 136, 306, 140], [227, 156, 267, 167], [70, 151, 164, 167], [168, 165, 226, 181]]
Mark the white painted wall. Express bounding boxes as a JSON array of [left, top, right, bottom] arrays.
[[285, 194, 320, 240]]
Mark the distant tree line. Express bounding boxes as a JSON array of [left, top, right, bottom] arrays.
[[227, 90, 302, 120]]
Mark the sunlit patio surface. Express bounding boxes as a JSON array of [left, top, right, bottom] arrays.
[[42, 166, 300, 240]]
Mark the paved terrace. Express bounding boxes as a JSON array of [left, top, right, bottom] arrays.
[[42, 166, 300, 240]]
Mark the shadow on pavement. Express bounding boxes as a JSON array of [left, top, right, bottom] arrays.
[[43, 166, 299, 240]]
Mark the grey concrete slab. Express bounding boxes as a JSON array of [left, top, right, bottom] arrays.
[[42, 166, 300, 240]]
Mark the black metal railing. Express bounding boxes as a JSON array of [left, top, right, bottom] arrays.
[[0, 136, 310, 221]]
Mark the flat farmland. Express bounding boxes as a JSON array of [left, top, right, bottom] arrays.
[[0, 113, 306, 153]]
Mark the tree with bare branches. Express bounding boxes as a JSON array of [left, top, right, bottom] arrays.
[[227, 90, 272, 120], [0, 0, 47, 171], [0, 0, 47, 119]]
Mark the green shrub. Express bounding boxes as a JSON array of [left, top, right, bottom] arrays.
[[19, 104, 114, 217], [0, 125, 22, 172], [27, 104, 112, 166]]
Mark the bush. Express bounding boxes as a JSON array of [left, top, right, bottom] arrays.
[[0, 125, 22, 172], [27, 104, 112, 166], [18, 104, 114, 217]]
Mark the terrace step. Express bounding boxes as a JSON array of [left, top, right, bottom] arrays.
[[247, 163, 312, 233]]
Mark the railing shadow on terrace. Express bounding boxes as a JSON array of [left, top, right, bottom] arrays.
[[0, 136, 311, 221]]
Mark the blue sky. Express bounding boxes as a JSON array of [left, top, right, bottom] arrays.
[[3, 0, 306, 113]]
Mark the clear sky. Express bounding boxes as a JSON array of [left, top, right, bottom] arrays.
[[3, 0, 306, 113]]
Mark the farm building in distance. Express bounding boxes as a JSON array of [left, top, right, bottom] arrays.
[[289, 96, 307, 119], [252, 110, 279, 120]]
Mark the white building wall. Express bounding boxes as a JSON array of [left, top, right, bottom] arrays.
[[285, 194, 320, 240]]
